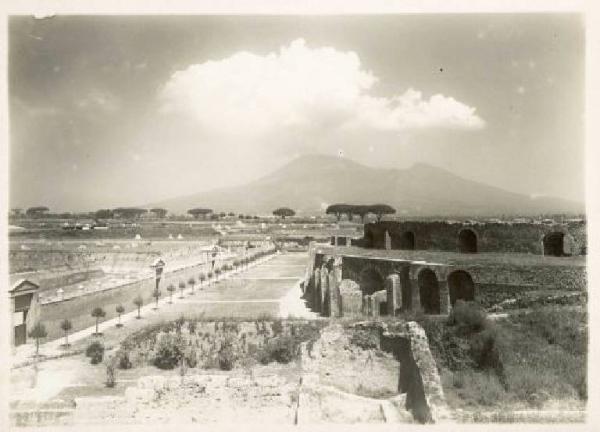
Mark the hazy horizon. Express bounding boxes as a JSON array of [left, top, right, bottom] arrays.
[[9, 14, 585, 212]]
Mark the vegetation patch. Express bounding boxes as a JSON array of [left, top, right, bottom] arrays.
[[420, 301, 587, 415], [116, 317, 324, 372]]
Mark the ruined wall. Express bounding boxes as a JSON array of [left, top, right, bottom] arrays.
[[35, 269, 106, 291], [39, 261, 211, 341], [9, 250, 160, 274], [362, 221, 587, 255], [354, 321, 450, 424], [303, 246, 586, 319]]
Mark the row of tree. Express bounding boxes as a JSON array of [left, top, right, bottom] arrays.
[[15, 205, 299, 221], [325, 203, 396, 222], [28, 248, 277, 356], [11, 207, 266, 221]]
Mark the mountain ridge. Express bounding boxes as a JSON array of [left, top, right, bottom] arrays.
[[148, 154, 583, 216]]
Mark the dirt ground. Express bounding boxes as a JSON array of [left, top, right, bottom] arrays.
[[304, 323, 399, 399], [10, 320, 410, 426]]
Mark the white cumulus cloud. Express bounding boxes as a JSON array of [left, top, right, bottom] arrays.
[[159, 39, 484, 137]]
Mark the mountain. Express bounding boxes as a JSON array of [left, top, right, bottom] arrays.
[[148, 154, 584, 216]]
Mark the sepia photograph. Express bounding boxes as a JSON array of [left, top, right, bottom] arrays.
[[1, 2, 596, 429]]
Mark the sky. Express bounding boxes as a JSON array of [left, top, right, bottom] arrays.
[[9, 14, 585, 212]]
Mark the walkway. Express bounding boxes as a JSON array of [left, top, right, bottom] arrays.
[[11, 252, 315, 368]]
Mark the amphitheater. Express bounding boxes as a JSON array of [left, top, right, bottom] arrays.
[[7, 219, 588, 426], [302, 220, 587, 318]]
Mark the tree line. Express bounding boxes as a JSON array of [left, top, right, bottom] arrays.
[[325, 203, 396, 222], [11, 206, 268, 221]]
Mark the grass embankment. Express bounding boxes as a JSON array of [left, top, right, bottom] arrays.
[[419, 302, 586, 416], [107, 316, 325, 372]]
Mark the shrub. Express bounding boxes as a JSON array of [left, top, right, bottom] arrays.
[[116, 304, 125, 326], [185, 349, 198, 368], [271, 319, 284, 336], [470, 327, 502, 370], [28, 322, 48, 356], [448, 300, 488, 333], [117, 350, 133, 369], [257, 335, 298, 365], [106, 361, 116, 388], [350, 329, 379, 350], [218, 339, 236, 370], [175, 315, 185, 333], [91, 307, 106, 335], [153, 334, 183, 370], [60, 319, 72, 346], [86, 341, 105, 364]]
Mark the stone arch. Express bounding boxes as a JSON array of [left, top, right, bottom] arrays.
[[320, 267, 330, 315], [392, 231, 416, 250], [359, 266, 385, 296], [365, 229, 375, 248], [458, 229, 478, 253], [447, 270, 475, 306], [418, 269, 440, 314], [543, 232, 565, 257], [398, 266, 412, 311]]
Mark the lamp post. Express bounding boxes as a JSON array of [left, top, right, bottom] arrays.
[[150, 258, 165, 309]]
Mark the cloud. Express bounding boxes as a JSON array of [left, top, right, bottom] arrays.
[[159, 39, 484, 138], [76, 89, 120, 112]]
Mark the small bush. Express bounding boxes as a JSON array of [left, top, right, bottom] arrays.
[[470, 327, 502, 370], [350, 329, 379, 350], [185, 349, 198, 368], [153, 334, 183, 370], [86, 341, 105, 365], [448, 300, 488, 333], [257, 335, 298, 364], [106, 361, 116, 388], [117, 350, 133, 369], [271, 320, 284, 336], [218, 339, 236, 370]]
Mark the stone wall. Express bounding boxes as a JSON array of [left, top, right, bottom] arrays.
[[39, 261, 212, 341], [361, 221, 587, 255], [354, 320, 450, 424], [9, 250, 160, 273], [302, 246, 586, 319]]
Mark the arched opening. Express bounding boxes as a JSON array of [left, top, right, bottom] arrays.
[[392, 231, 416, 250], [399, 267, 412, 312], [324, 258, 335, 272], [447, 270, 475, 306], [543, 232, 565, 257], [418, 269, 440, 314], [365, 230, 375, 248], [458, 229, 478, 253], [359, 267, 384, 296], [379, 301, 388, 316]]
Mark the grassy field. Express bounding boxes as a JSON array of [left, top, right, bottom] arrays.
[[418, 303, 587, 419]]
